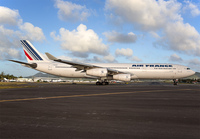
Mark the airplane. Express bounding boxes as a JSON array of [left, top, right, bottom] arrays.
[[9, 40, 195, 85]]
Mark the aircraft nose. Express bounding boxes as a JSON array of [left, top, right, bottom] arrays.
[[191, 70, 195, 76]]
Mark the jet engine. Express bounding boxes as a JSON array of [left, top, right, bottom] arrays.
[[86, 68, 108, 77], [113, 74, 131, 81]]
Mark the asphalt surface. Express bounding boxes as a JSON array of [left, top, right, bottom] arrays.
[[0, 82, 200, 139]]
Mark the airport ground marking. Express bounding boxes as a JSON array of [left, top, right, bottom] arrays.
[[0, 89, 196, 103]]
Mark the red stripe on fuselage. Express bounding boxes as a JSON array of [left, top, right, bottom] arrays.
[[23, 49, 33, 60]]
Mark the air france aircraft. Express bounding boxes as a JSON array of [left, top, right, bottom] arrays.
[[9, 40, 195, 85]]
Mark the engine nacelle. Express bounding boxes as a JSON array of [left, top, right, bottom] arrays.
[[113, 74, 131, 81], [86, 68, 108, 77]]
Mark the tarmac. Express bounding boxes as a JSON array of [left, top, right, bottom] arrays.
[[0, 82, 200, 139]]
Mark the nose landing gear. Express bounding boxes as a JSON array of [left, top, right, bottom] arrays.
[[173, 79, 178, 85]]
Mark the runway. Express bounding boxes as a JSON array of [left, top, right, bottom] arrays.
[[0, 83, 200, 138]]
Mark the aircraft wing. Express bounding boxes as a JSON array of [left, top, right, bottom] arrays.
[[45, 53, 125, 75]]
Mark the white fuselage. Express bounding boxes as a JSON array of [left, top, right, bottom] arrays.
[[33, 62, 195, 80]]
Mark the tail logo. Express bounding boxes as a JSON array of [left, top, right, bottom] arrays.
[[21, 40, 43, 61], [23, 49, 33, 60]]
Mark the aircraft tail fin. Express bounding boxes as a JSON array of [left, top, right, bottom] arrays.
[[20, 40, 46, 63]]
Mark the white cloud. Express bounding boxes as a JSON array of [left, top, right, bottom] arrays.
[[0, 25, 21, 60], [155, 22, 200, 56], [55, 0, 91, 22], [115, 48, 141, 62], [104, 54, 116, 62], [105, 0, 182, 31], [115, 48, 133, 57], [19, 22, 45, 41], [51, 24, 108, 57], [88, 54, 117, 63], [104, 31, 137, 43], [0, 7, 45, 60], [106, 0, 200, 57], [0, 47, 21, 60], [169, 53, 183, 62], [187, 58, 200, 72], [183, 1, 200, 17], [0, 6, 20, 25], [129, 56, 142, 62]]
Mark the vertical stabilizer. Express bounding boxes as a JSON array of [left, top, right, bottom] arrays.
[[20, 40, 46, 63]]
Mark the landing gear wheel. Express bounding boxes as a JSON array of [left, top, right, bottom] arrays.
[[173, 79, 178, 85], [96, 81, 109, 85], [96, 82, 100, 85], [174, 82, 178, 85]]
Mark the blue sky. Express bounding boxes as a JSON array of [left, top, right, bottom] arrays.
[[0, 0, 200, 76]]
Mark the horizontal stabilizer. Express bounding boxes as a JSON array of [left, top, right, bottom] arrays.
[[9, 60, 37, 68]]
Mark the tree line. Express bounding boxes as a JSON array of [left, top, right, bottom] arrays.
[[0, 72, 22, 80]]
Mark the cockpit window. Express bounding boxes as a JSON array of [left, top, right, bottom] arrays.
[[187, 68, 190, 70]]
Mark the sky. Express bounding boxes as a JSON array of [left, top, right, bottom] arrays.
[[0, 0, 200, 77]]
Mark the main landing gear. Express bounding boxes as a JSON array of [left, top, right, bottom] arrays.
[[96, 81, 109, 85], [96, 80, 109, 85], [173, 79, 178, 85]]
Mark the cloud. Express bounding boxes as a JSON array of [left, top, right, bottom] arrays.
[[89, 54, 117, 63], [103, 54, 116, 62], [54, 0, 91, 22], [154, 22, 200, 56], [167, 54, 199, 72], [115, 48, 142, 62], [169, 53, 183, 62], [51, 24, 108, 57], [92, 56, 104, 63], [105, 0, 182, 31], [115, 48, 133, 57], [187, 58, 200, 72], [0, 47, 21, 60], [0, 26, 25, 60], [19, 22, 45, 41], [104, 31, 137, 43], [183, 1, 200, 17], [70, 52, 89, 58], [129, 56, 142, 62], [105, 0, 200, 57], [0, 6, 45, 60], [0, 6, 20, 25]]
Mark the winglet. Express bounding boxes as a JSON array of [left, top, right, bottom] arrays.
[[45, 53, 58, 60]]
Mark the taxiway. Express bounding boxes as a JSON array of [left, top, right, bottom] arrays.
[[0, 83, 199, 138]]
